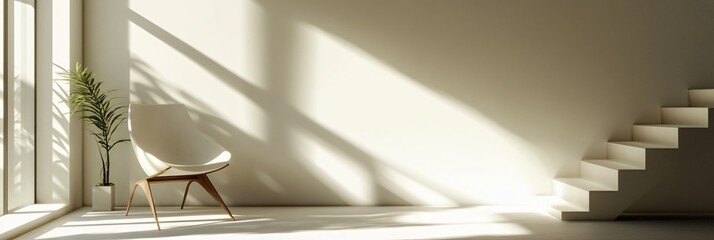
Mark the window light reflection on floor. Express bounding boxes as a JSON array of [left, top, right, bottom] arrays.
[[25, 206, 534, 240], [0, 204, 67, 237]]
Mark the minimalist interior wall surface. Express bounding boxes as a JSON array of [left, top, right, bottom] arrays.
[[83, 0, 132, 206], [84, 0, 714, 207]]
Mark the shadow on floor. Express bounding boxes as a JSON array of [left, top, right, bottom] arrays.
[[17, 206, 714, 240]]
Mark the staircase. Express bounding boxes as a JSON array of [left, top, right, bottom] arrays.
[[539, 89, 714, 220]]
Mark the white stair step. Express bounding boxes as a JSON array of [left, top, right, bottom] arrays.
[[582, 159, 644, 170], [661, 107, 709, 127], [610, 141, 677, 149], [555, 178, 616, 191], [635, 123, 706, 128], [632, 125, 679, 147], [554, 178, 615, 209], [581, 160, 644, 189], [606, 142, 646, 168], [533, 196, 588, 220], [607, 141, 676, 172], [689, 89, 714, 107]]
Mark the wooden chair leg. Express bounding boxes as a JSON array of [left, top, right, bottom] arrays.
[[181, 180, 196, 209], [196, 174, 235, 221], [125, 182, 140, 216], [138, 180, 161, 230]]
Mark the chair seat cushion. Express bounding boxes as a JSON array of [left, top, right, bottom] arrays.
[[160, 163, 229, 176]]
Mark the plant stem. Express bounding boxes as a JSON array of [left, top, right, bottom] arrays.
[[105, 147, 111, 185]]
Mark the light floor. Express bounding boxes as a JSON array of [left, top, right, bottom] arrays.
[[16, 206, 714, 240]]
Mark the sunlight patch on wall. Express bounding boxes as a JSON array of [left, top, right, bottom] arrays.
[[129, 54, 268, 143], [296, 129, 374, 205], [294, 24, 546, 205], [129, 1, 270, 142], [256, 170, 286, 194], [378, 167, 457, 206]]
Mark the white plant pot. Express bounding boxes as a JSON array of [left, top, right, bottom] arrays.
[[92, 184, 115, 211]]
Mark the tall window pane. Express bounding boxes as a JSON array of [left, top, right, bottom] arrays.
[[7, 0, 33, 212], [0, 0, 6, 216]]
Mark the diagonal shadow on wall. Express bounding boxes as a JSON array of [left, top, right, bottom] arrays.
[[128, 8, 470, 205]]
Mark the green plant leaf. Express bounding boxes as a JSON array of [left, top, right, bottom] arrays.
[[59, 62, 130, 185]]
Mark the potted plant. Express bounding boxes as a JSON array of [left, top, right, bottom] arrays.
[[59, 63, 130, 211]]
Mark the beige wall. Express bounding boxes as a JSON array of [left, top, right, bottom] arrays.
[[83, 0, 132, 206], [84, 0, 714, 207]]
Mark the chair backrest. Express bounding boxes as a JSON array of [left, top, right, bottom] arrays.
[[129, 104, 230, 173]]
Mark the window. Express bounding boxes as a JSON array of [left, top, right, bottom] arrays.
[[2, 0, 36, 216], [0, 0, 80, 237]]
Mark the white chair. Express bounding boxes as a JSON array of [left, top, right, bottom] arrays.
[[125, 103, 235, 230]]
